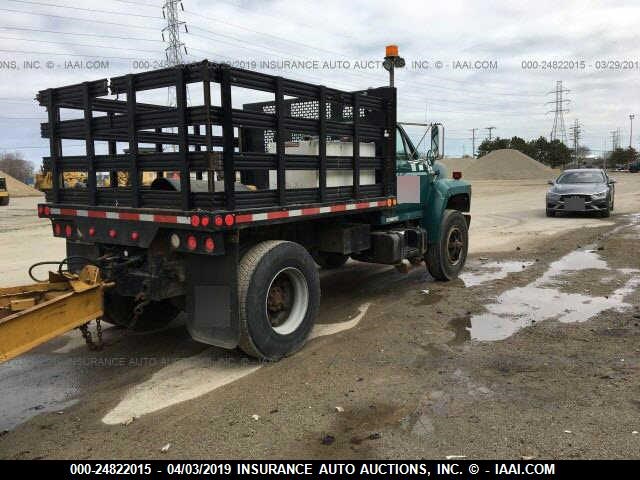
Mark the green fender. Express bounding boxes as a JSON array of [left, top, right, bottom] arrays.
[[422, 177, 471, 243]]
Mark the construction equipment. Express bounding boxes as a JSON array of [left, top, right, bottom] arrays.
[[0, 264, 111, 363], [0, 177, 9, 205], [7, 45, 470, 362]]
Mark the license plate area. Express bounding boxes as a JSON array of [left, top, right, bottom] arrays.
[[565, 196, 585, 210]]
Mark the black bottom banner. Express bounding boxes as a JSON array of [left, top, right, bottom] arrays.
[[0, 459, 637, 479]]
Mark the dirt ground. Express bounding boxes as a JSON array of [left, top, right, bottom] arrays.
[[0, 174, 639, 459]]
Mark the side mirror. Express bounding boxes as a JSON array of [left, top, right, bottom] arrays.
[[547, 180, 554, 185]]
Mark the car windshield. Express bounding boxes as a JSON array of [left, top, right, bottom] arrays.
[[556, 171, 605, 184]]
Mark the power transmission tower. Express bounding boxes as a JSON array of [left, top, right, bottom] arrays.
[[485, 126, 495, 140], [569, 119, 581, 166], [547, 81, 570, 145], [162, 1, 188, 106], [610, 130, 618, 150], [470, 128, 477, 157]]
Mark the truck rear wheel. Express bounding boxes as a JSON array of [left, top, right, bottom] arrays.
[[238, 241, 320, 360], [426, 209, 468, 281], [103, 292, 180, 331], [0, 196, 9, 206]]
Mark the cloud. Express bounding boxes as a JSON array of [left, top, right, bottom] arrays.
[[0, 0, 638, 162]]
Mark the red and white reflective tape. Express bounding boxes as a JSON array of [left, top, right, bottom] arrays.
[[235, 200, 390, 224], [47, 207, 191, 225], [43, 198, 392, 226]]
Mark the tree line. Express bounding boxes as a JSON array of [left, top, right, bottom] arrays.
[[477, 136, 639, 169], [0, 152, 34, 184]]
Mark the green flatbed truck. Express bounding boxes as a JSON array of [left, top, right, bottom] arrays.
[[34, 46, 471, 360]]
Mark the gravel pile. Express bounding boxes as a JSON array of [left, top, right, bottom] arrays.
[[441, 149, 553, 180], [0, 170, 42, 197]]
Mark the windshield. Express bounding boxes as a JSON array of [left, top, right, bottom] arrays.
[[0, 178, 6, 190], [556, 171, 605, 184]]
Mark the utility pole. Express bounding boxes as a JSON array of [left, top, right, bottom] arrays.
[[610, 129, 618, 168], [485, 126, 495, 141], [470, 128, 477, 157], [569, 119, 580, 167], [630, 114, 635, 148], [547, 80, 570, 145]]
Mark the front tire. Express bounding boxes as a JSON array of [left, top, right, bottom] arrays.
[[238, 241, 320, 360], [426, 210, 469, 281], [546, 208, 555, 217]]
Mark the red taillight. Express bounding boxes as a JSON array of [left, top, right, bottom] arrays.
[[190, 214, 200, 227], [386, 198, 393, 207], [201, 215, 210, 227], [214, 215, 223, 226], [88, 227, 96, 237], [37, 205, 44, 216], [130, 231, 140, 241], [204, 237, 215, 252], [108, 229, 117, 238], [224, 214, 234, 226], [187, 235, 197, 250], [54, 223, 61, 236], [44, 206, 51, 216], [64, 225, 72, 238], [452, 171, 462, 180]]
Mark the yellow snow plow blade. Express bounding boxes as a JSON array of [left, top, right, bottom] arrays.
[[0, 265, 109, 363]]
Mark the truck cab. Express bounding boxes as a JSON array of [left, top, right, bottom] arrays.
[[383, 124, 471, 279]]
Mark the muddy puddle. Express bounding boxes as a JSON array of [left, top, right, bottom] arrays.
[[460, 260, 534, 287], [466, 247, 639, 341]]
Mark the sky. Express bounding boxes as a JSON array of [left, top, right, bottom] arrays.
[[0, 0, 639, 165]]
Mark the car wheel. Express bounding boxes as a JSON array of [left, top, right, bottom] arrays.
[[546, 208, 555, 217]]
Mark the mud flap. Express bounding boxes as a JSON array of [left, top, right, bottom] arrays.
[[185, 240, 240, 349]]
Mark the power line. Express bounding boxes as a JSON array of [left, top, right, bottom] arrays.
[[0, 47, 159, 62], [7, 0, 162, 20], [0, 35, 162, 54], [182, 10, 547, 98], [0, 26, 163, 43], [0, 7, 159, 31]]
